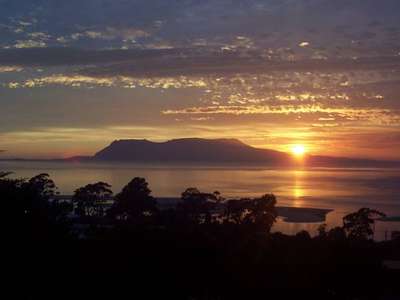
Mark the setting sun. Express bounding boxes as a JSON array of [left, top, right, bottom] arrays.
[[291, 144, 306, 157]]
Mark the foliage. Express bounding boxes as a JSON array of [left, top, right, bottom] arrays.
[[109, 177, 157, 220], [224, 194, 277, 232], [343, 208, 386, 240], [1, 173, 57, 219], [27, 173, 58, 199], [179, 188, 222, 224], [317, 224, 347, 241], [0, 171, 13, 178], [0, 172, 71, 239], [73, 182, 113, 217]]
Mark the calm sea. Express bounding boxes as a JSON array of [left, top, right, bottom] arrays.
[[2, 160, 400, 239]]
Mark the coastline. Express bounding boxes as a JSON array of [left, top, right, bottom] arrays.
[[55, 195, 334, 224]]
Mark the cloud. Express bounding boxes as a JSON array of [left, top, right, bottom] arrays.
[[5, 74, 208, 90], [1, 0, 399, 54], [13, 40, 46, 48], [80, 55, 400, 78], [0, 65, 22, 72], [0, 47, 179, 66], [1, 47, 400, 76], [162, 105, 400, 125], [71, 27, 150, 42]]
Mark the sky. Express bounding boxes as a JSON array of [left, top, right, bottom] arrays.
[[0, 0, 400, 160]]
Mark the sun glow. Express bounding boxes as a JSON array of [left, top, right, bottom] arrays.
[[291, 144, 306, 157]]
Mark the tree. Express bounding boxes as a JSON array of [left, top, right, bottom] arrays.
[[73, 182, 113, 217], [25, 173, 58, 217], [316, 224, 347, 241], [109, 177, 157, 220], [27, 173, 57, 198], [224, 194, 277, 232], [0, 172, 70, 239], [179, 188, 222, 224], [245, 194, 277, 231], [224, 198, 250, 225], [16, 173, 58, 220], [6, 174, 57, 218], [296, 230, 311, 240], [343, 208, 386, 240], [0, 171, 12, 178], [327, 227, 347, 241], [317, 223, 328, 239], [0, 171, 26, 219]]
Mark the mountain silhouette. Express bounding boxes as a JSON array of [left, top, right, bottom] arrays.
[[93, 138, 290, 164], [91, 138, 399, 167]]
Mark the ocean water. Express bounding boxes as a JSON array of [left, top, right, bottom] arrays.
[[2, 160, 400, 239]]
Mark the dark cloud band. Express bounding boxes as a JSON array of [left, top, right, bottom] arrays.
[[0, 48, 180, 67], [1, 48, 400, 78]]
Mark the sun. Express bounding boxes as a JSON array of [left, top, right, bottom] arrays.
[[291, 144, 306, 157]]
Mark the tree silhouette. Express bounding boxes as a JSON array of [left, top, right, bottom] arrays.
[[327, 227, 347, 241], [109, 177, 157, 220], [179, 188, 223, 224], [0, 171, 12, 178], [224, 198, 250, 225], [317, 224, 347, 241], [296, 230, 311, 240], [26, 173, 57, 200], [224, 194, 277, 232], [25, 174, 73, 237], [0, 172, 71, 239], [317, 223, 328, 239], [245, 194, 277, 231], [73, 182, 113, 217], [1, 171, 26, 220], [343, 208, 386, 240], [19, 173, 57, 220]]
